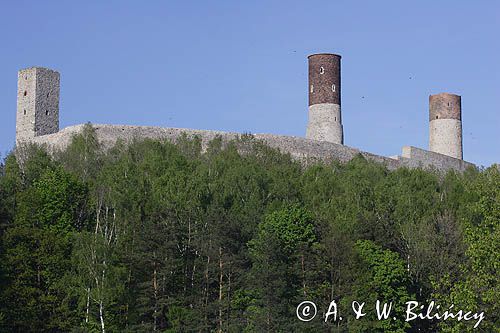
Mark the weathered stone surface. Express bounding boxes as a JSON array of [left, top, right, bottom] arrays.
[[401, 146, 473, 171], [16, 67, 59, 143], [306, 103, 343, 144], [28, 124, 475, 173], [429, 119, 463, 159]]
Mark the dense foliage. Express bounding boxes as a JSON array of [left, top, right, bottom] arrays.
[[0, 125, 498, 332]]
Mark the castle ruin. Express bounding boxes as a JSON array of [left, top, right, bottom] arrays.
[[14, 54, 476, 172], [16, 67, 60, 142], [306, 54, 343, 144]]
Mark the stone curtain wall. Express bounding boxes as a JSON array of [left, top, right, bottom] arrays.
[[28, 124, 475, 173]]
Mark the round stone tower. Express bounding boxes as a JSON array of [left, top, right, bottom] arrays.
[[306, 53, 343, 144], [429, 93, 463, 160]]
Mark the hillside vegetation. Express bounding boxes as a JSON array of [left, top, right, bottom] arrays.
[[0, 125, 498, 332]]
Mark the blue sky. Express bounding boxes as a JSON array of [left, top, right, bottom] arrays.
[[0, 1, 498, 166]]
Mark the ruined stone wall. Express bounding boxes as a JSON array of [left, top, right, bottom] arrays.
[[29, 124, 475, 173], [401, 146, 474, 171]]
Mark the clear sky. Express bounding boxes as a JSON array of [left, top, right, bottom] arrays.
[[0, 1, 498, 166]]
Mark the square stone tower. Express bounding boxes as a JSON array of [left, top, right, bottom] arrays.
[[16, 67, 60, 143]]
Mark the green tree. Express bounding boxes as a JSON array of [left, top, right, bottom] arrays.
[[349, 240, 414, 333], [1, 165, 88, 332], [248, 205, 318, 332], [1, 133, 497, 332], [435, 166, 500, 332]]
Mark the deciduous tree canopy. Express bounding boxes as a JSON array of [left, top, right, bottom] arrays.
[[0, 125, 498, 332]]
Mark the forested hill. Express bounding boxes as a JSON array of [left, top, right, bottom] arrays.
[[0, 125, 498, 332]]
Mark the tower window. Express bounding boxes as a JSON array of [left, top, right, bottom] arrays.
[[47, 92, 49, 98], [310, 85, 314, 93], [45, 110, 50, 116], [23, 109, 26, 115], [436, 115, 439, 119], [331, 84, 336, 92], [23, 91, 27, 96], [448, 102, 451, 107], [320, 66, 325, 74]]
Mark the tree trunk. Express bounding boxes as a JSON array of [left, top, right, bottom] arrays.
[[301, 253, 306, 296], [153, 254, 158, 331], [99, 300, 105, 333], [227, 265, 231, 325], [85, 287, 91, 323], [218, 247, 223, 333], [100, 262, 106, 333], [204, 254, 210, 326]]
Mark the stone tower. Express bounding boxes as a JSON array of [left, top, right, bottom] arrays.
[[306, 53, 343, 144], [16, 67, 60, 143], [429, 93, 463, 160]]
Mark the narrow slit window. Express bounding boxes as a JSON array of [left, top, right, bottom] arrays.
[[320, 67, 325, 74]]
